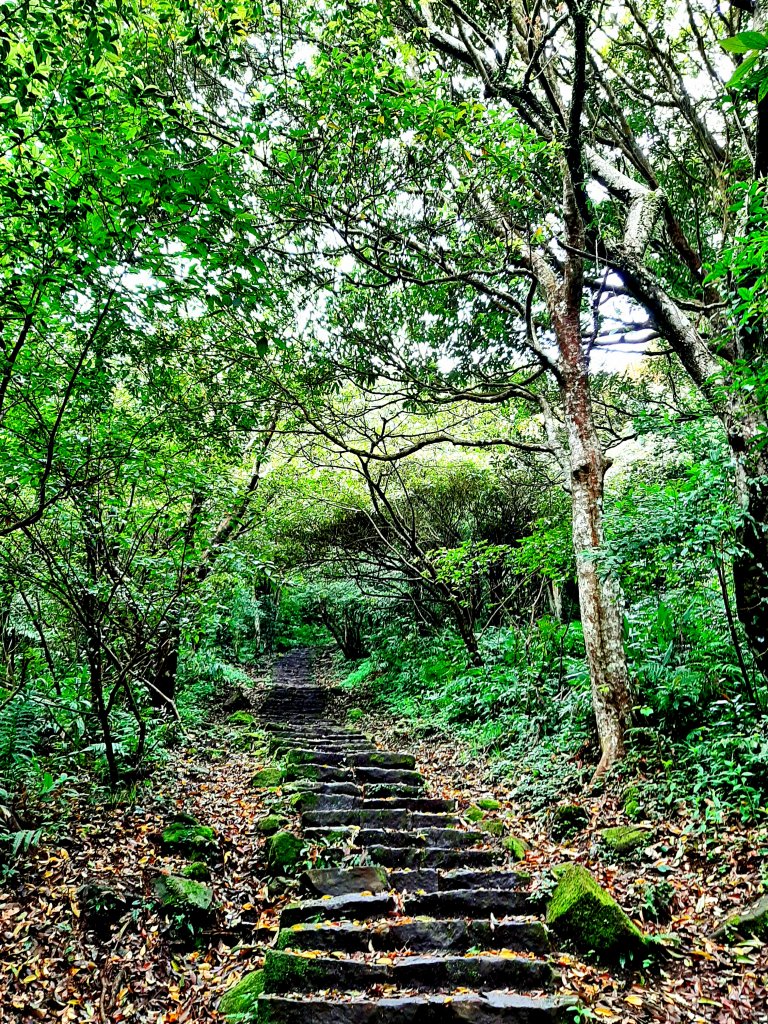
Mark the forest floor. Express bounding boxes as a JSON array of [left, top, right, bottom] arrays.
[[1, 651, 767, 1023]]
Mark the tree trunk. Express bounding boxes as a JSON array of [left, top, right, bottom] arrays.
[[152, 617, 180, 708], [731, 441, 768, 677], [550, 286, 633, 774]]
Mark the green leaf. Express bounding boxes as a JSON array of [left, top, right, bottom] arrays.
[[721, 31, 768, 53], [726, 52, 760, 89]]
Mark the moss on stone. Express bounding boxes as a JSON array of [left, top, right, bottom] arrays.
[[347, 708, 364, 722], [368, 752, 415, 769], [262, 950, 324, 993], [251, 767, 284, 788], [284, 764, 319, 782], [546, 864, 646, 962], [285, 750, 314, 766], [477, 798, 501, 811], [183, 861, 211, 881], [465, 805, 485, 823], [503, 835, 530, 860], [622, 785, 643, 821], [551, 803, 588, 840], [153, 873, 213, 914], [289, 791, 318, 812], [601, 826, 652, 856], [228, 711, 255, 726], [219, 969, 264, 1021], [266, 831, 304, 873], [482, 819, 504, 836], [257, 814, 289, 836], [715, 894, 768, 942], [161, 821, 218, 859]]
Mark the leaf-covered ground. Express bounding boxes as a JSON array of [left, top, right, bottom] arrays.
[[2, 657, 767, 1023]]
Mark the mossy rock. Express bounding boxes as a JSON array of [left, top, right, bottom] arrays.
[[503, 835, 530, 860], [477, 798, 501, 811], [284, 764, 319, 782], [258, 814, 289, 836], [161, 820, 218, 860], [285, 749, 314, 766], [347, 708, 364, 722], [288, 791, 318, 812], [153, 873, 214, 916], [464, 805, 485, 823], [263, 949, 324, 993], [228, 711, 255, 726], [601, 826, 652, 856], [482, 819, 504, 837], [546, 864, 646, 962], [252, 767, 284, 789], [714, 893, 768, 943], [622, 784, 643, 821], [219, 969, 264, 1022], [551, 803, 589, 840], [183, 861, 211, 881], [266, 831, 304, 873]]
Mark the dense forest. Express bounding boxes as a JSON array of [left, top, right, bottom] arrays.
[[2, 1, 768, 1022]]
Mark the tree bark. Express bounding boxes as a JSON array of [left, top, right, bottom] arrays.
[[561, 326, 633, 774]]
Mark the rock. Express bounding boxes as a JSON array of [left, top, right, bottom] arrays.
[[600, 826, 652, 856], [258, 814, 289, 836], [482, 819, 504, 837], [161, 817, 218, 860], [714, 893, 768, 942], [476, 798, 501, 811], [546, 864, 646, 962], [503, 835, 530, 860], [267, 831, 304, 874], [302, 866, 389, 897], [551, 803, 589, 840], [228, 711, 255, 726], [464, 805, 484, 823], [289, 791, 318, 812], [77, 882, 131, 933], [252, 767, 284, 788], [219, 969, 264, 1021], [183, 861, 212, 881], [153, 873, 214, 917]]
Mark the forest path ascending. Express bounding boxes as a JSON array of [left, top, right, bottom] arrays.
[[252, 648, 576, 1022]]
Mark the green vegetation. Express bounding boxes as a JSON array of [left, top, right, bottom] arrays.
[[1, 0, 766, 916]]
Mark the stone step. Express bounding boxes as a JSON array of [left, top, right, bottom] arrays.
[[355, 767, 425, 786], [271, 740, 375, 755], [363, 797, 457, 813], [280, 892, 395, 927], [276, 916, 551, 954], [262, 949, 554, 994], [256, 992, 573, 1022], [384, 867, 530, 894], [285, 764, 353, 783], [285, 781, 362, 797], [405, 887, 541, 918], [301, 866, 389, 897], [302, 809, 457, 829], [358, 828, 486, 849], [349, 751, 417, 769], [364, 783, 424, 798], [308, 795, 456, 814], [369, 846, 502, 869]]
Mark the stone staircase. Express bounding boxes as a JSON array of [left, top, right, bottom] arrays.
[[255, 650, 576, 1022]]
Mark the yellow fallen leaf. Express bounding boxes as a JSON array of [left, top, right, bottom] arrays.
[[625, 995, 643, 1006]]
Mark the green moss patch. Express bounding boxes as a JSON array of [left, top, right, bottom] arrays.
[[263, 950, 323, 993], [228, 711, 255, 726], [503, 835, 530, 860], [551, 803, 589, 840], [546, 864, 646, 962], [347, 708, 364, 722], [464, 805, 484, 823], [482, 819, 504, 836], [161, 821, 218, 860], [219, 969, 264, 1022], [601, 826, 652, 856], [257, 814, 289, 836], [289, 791, 318, 812], [267, 831, 304, 874], [153, 874, 214, 914], [252, 767, 284, 788], [715, 894, 768, 943], [476, 798, 501, 811], [182, 861, 211, 881]]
